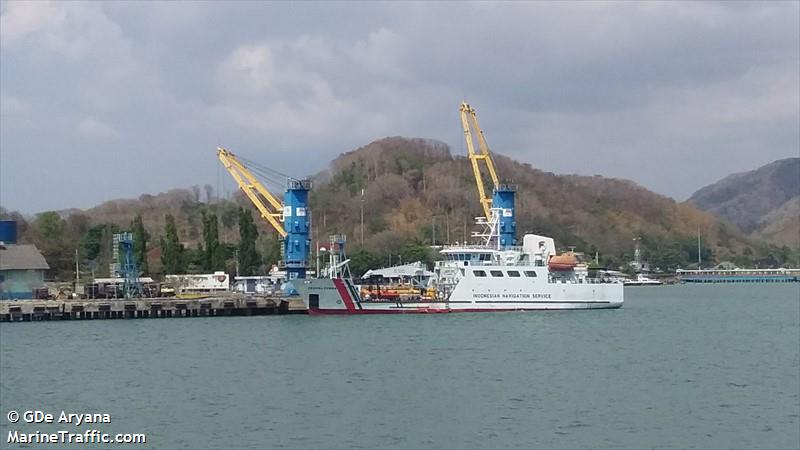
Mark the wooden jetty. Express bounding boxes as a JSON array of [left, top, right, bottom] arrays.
[[0, 295, 307, 322]]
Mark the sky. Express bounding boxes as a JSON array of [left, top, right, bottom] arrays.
[[1, 1, 798, 214]]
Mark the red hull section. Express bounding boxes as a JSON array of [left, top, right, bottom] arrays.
[[332, 278, 357, 312], [308, 308, 542, 315]]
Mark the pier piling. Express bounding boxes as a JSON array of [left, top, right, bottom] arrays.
[[0, 296, 307, 322]]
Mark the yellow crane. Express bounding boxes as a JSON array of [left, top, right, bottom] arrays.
[[216, 147, 287, 238], [459, 101, 500, 219]]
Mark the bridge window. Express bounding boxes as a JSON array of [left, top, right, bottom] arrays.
[[507, 271, 521, 277], [524, 271, 537, 277], [490, 270, 504, 277], [473, 270, 487, 277]]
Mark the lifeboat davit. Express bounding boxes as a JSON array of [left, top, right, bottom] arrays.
[[548, 254, 578, 271]]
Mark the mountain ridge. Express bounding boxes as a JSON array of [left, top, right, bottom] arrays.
[[687, 157, 799, 248], [307, 137, 761, 269]]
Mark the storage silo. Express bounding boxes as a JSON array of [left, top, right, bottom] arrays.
[[0, 220, 17, 244]]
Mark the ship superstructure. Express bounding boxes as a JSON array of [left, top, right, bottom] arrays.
[[299, 212, 622, 314]]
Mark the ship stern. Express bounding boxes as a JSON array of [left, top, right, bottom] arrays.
[[297, 278, 358, 314]]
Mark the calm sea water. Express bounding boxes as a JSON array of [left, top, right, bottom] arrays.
[[1, 284, 798, 449]]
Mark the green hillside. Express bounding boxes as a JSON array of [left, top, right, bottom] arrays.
[[4, 137, 797, 280], [308, 137, 784, 273]]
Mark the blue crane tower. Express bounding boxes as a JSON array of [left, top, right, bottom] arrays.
[[492, 184, 517, 248], [460, 102, 517, 249], [282, 179, 312, 280], [112, 232, 142, 298], [217, 148, 312, 291]]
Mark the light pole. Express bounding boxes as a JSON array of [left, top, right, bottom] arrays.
[[445, 214, 450, 245], [432, 216, 436, 246], [360, 189, 365, 246], [697, 227, 701, 269]]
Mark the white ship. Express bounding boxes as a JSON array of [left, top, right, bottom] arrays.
[[297, 102, 623, 314], [298, 220, 623, 315]]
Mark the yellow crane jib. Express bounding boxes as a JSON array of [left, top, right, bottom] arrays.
[[216, 147, 288, 238], [460, 102, 500, 219]]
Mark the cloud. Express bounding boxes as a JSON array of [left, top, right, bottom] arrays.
[[0, 1, 126, 60], [77, 117, 121, 141], [0, 2, 797, 212], [651, 64, 799, 129], [349, 28, 409, 80], [0, 94, 31, 116], [212, 31, 411, 139]]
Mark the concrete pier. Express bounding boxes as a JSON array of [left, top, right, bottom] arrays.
[[0, 295, 307, 322]]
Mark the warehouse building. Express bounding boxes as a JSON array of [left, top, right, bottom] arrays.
[[0, 243, 50, 300], [0, 220, 49, 300]]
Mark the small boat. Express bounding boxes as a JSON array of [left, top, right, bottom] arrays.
[[624, 274, 663, 286]]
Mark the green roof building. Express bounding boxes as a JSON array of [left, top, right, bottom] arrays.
[[0, 243, 49, 300]]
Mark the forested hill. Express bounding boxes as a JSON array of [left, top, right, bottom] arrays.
[[309, 137, 769, 271], [687, 158, 800, 249], [3, 137, 796, 281]]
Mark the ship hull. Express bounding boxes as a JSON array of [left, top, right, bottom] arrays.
[[298, 278, 623, 315]]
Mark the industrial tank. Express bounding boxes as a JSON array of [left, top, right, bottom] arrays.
[[0, 220, 17, 244]]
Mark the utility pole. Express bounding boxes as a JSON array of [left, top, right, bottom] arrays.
[[697, 228, 701, 269], [312, 211, 320, 278], [75, 248, 80, 288], [446, 214, 450, 244], [360, 189, 365, 246], [432, 216, 436, 246]]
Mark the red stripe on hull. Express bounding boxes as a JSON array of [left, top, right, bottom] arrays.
[[331, 278, 357, 312], [306, 307, 582, 315], [309, 308, 423, 315]]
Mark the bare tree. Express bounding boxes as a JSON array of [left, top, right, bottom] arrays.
[[204, 184, 214, 204]]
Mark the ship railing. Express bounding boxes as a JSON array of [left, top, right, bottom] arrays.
[[436, 260, 541, 268], [439, 245, 528, 253], [677, 268, 798, 275], [552, 278, 622, 285], [439, 245, 499, 252]]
